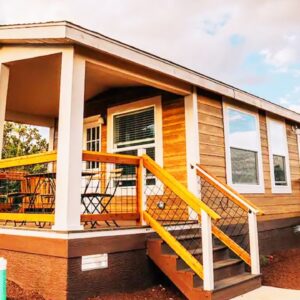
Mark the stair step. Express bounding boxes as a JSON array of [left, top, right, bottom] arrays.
[[214, 272, 258, 291], [176, 245, 229, 270], [214, 258, 242, 270], [146, 236, 261, 300], [179, 258, 244, 287], [176, 233, 201, 240], [212, 273, 261, 300]]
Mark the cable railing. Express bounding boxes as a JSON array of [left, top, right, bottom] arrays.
[[0, 151, 142, 228], [81, 151, 141, 227], [0, 151, 57, 227], [195, 164, 262, 274], [142, 155, 220, 284], [0, 151, 262, 291]]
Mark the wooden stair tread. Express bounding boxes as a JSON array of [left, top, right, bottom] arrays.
[[214, 258, 242, 270], [176, 233, 201, 240], [214, 273, 260, 292], [178, 258, 242, 274], [187, 245, 226, 255]]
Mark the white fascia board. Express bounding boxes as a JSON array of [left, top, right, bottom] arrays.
[[0, 22, 67, 42]]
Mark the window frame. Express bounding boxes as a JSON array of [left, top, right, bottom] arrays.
[[223, 103, 265, 194], [107, 96, 163, 193], [83, 115, 103, 170], [266, 116, 291, 194]]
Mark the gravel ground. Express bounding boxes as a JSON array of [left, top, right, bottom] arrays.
[[7, 248, 300, 299]]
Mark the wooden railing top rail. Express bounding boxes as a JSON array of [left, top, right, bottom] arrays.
[[196, 164, 263, 215], [82, 150, 139, 165], [0, 151, 57, 169], [143, 155, 220, 220], [0, 150, 140, 170]]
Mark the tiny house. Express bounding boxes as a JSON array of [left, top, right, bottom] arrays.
[[0, 22, 299, 300]]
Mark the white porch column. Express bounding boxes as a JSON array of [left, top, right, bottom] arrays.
[[201, 210, 214, 291], [248, 211, 260, 275], [185, 86, 200, 219], [184, 86, 200, 195], [52, 50, 85, 231], [0, 64, 9, 158]]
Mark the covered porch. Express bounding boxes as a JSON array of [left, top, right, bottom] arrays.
[[0, 42, 197, 231]]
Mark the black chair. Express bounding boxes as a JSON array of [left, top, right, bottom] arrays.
[[81, 168, 123, 228]]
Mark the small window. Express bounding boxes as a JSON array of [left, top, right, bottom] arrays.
[[224, 105, 264, 193], [83, 116, 102, 170], [273, 155, 287, 186], [267, 118, 291, 193], [231, 148, 258, 185]]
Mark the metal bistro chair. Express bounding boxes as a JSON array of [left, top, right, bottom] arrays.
[[81, 168, 123, 228]]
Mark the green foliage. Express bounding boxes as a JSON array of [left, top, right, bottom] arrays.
[[2, 122, 48, 158], [2, 122, 49, 173]]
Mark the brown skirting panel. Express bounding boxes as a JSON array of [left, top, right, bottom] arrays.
[[1, 216, 300, 299]]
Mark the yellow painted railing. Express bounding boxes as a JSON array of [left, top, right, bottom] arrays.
[[0, 151, 57, 169], [142, 155, 221, 280], [195, 164, 263, 267]]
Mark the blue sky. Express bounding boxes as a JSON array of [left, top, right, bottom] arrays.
[[0, 0, 300, 116]]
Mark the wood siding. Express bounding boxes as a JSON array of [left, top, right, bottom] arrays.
[[162, 96, 187, 185], [198, 91, 300, 219]]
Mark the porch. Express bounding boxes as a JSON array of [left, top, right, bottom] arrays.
[[0, 30, 262, 300]]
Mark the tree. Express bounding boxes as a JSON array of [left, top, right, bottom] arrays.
[[1, 122, 49, 175], [2, 122, 48, 159]]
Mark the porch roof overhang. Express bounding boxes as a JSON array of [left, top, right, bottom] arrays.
[[0, 21, 300, 124]]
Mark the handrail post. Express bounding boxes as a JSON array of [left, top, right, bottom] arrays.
[[201, 209, 214, 291], [248, 211, 260, 275], [137, 157, 146, 225]]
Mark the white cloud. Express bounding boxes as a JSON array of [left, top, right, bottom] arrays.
[[260, 48, 297, 70], [0, 0, 300, 110]]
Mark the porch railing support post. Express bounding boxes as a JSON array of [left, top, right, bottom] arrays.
[[201, 209, 214, 291], [137, 157, 146, 226], [248, 211, 260, 275], [52, 49, 85, 231], [0, 64, 9, 158]]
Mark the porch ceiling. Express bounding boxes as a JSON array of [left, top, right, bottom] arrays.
[[5, 54, 144, 126]]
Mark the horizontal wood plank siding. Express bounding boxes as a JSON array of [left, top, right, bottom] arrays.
[[198, 91, 300, 219], [198, 93, 226, 182], [162, 96, 187, 185]]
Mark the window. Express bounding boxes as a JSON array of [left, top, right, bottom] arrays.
[[108, 97, 163, 188], [83, 116, 103, 170], [224, 105, 264, 193], [267, 118, 291, 193]]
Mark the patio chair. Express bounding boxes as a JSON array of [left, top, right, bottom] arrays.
[[81, 168, 123, 228]]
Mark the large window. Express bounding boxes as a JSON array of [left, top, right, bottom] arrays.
[[267, 118, 291, 193], [108, 97, 163, 188], [224, 105, 264, 193]]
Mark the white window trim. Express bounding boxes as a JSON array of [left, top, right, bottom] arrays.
[[83, 115, 103, 151], [223, 103, 265, 194], [107, 96, 163, 195], [107, 96, 163, 166], [266, 116, 291, 194]]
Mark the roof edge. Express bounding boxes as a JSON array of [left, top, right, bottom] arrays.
[[1, 21, 300, 123]]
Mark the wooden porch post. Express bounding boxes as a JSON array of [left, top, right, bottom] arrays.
[[52, 49, 85, 231], [0, 64, 9, 158]]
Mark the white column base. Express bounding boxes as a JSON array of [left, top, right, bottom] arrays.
[[52, 224, 84, 231]]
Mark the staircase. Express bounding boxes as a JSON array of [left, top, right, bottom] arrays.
[[141, 156, 263, 300], [147, 232, 261, 300]]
